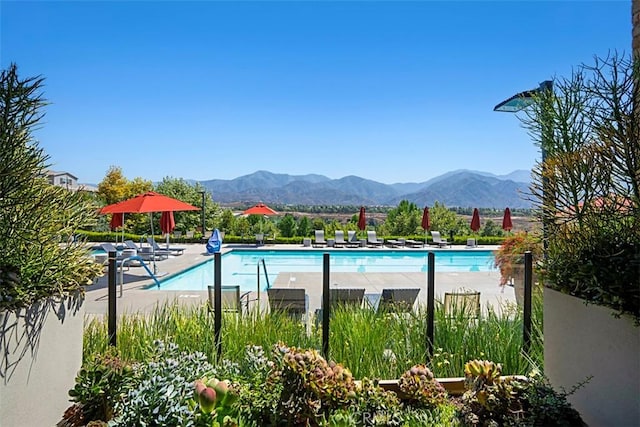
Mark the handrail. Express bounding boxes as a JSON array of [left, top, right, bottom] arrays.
[[261, 259, 270, 289], [256, 258, 270, 309], [119, 255, 161, 296]]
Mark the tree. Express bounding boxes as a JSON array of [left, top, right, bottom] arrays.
[[429, 202, 462, 235], [154, 178, 220, 233], [97, 166, 129, 205], [278, 214, 297, 238], [297, 216, 312, 237], [0, 64, 103, 310], [384, 200, 421, 235]]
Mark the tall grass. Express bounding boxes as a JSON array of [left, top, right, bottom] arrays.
[[83, 292, 544, 378]]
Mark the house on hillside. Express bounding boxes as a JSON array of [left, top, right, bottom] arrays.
[[46, 170, 97, 192]]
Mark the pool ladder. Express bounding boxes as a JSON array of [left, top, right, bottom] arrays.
[[256, 259, 270, 307]]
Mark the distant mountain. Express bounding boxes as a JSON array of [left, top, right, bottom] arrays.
[[198, 169, 532, 208]]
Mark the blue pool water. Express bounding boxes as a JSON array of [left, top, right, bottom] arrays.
[[152, 249, 497, 292]]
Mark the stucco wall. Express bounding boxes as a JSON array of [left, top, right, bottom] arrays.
[[544, 288, 640, 427], [0, 296, 84, 427]]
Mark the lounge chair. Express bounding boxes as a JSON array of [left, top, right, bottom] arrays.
[[330, 288, 365, 308], [347, 230, 360, 248], [147, 236, 185, 255], [207, 285, 249, 314], [386, 238, 406, 248], [405, 239, 424, 248], [100, 243, 139, 269], [125, 239, 169, 261], [378, 288, 420, 312], [443, 291, 481, 319], [313, 230, 327, 247], [315, 288, 365, 326], [255, 233, 264, 246], [334, 230, 347, 247], [429, 231, 449, 248], [366, 230, 384, 247], [267, 288, 308, 321]]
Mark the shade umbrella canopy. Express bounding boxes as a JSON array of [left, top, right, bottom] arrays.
[[502, 207, 513, 232], [470, 208, 481, 233], [357, 206, 367, 231], [100, 192, 198, 273], [421, 207, 431, 231], [100, 191, 199, 214], [243, 203, 278, 216]]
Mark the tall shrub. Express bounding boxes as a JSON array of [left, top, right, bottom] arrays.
[[0, 64, 103, 310], [520, 53, 640, 322]]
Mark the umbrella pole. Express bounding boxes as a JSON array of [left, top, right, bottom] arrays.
[[150, 213, 157, 274]]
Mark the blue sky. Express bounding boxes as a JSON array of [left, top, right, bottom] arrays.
[[1, 0, 632, 185]]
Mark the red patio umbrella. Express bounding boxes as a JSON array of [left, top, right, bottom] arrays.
[[470, 208, 481, 233], [421, 207, 431, 231], [502, 207, 513, 232], [100, 191, 199, 215], [160, 211, 176, 249], [243, 203, 278, 234], [109, 212, 125, 245], [357, 206, 367, 232], [243, 203, 278, 216], [110, 212, 124, 230], [100, 192, 198, 272]]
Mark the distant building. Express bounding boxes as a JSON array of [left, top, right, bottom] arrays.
[[46, 170, 98, 192]]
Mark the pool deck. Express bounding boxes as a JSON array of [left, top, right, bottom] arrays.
[[85, 243, 516, 317]]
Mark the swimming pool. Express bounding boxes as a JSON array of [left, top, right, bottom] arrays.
[[153, 249, 497, 292]]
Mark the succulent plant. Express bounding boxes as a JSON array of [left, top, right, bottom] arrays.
[[398, 364, 448, 408], [274, 343, 358, 424]]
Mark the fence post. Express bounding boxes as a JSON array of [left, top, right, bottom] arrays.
[[214, 251, 222, 357], [322, 253, 330, 358], [108, 250, 117, 347], [426, 251, 435, 357], [523, 251, 533, 353]]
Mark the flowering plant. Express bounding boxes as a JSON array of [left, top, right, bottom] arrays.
[[493, 232, 542, 286]]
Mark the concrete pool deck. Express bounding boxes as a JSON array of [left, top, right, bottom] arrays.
[[84, 243, 516, 317]]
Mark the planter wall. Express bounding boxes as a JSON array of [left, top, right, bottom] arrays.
[[544, 287, 640, 427], [0, 294, 84, 427], [509, 264, 539, 307]]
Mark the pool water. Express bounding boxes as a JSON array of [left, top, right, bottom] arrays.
[[153, 249, 497, 292]]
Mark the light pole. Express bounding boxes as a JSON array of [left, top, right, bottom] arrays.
[[494, 80, 553, 254], [199, 190, 206, 242], [494, 80, 553, 353]]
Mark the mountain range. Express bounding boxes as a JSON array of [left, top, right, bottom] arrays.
[[198, 169, 533, 208]]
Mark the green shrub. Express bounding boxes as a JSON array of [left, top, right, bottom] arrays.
[[0, 64, 104, 311]]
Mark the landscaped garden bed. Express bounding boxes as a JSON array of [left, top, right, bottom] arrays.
[[59, 296, 584, 426]]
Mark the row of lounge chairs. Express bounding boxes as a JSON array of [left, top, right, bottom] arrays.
[[99, 237, 186, 266], [312, 230, 451, 248], [209, 286, 481, 323]]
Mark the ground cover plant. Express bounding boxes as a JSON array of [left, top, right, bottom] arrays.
[[65, 338, 581, 426]]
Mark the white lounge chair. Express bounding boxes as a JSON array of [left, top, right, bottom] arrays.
[[334, 230, 347, 247], [430, 231, 449, 247], [313, 230, 327, 247], [367, 230, 384, 247]]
